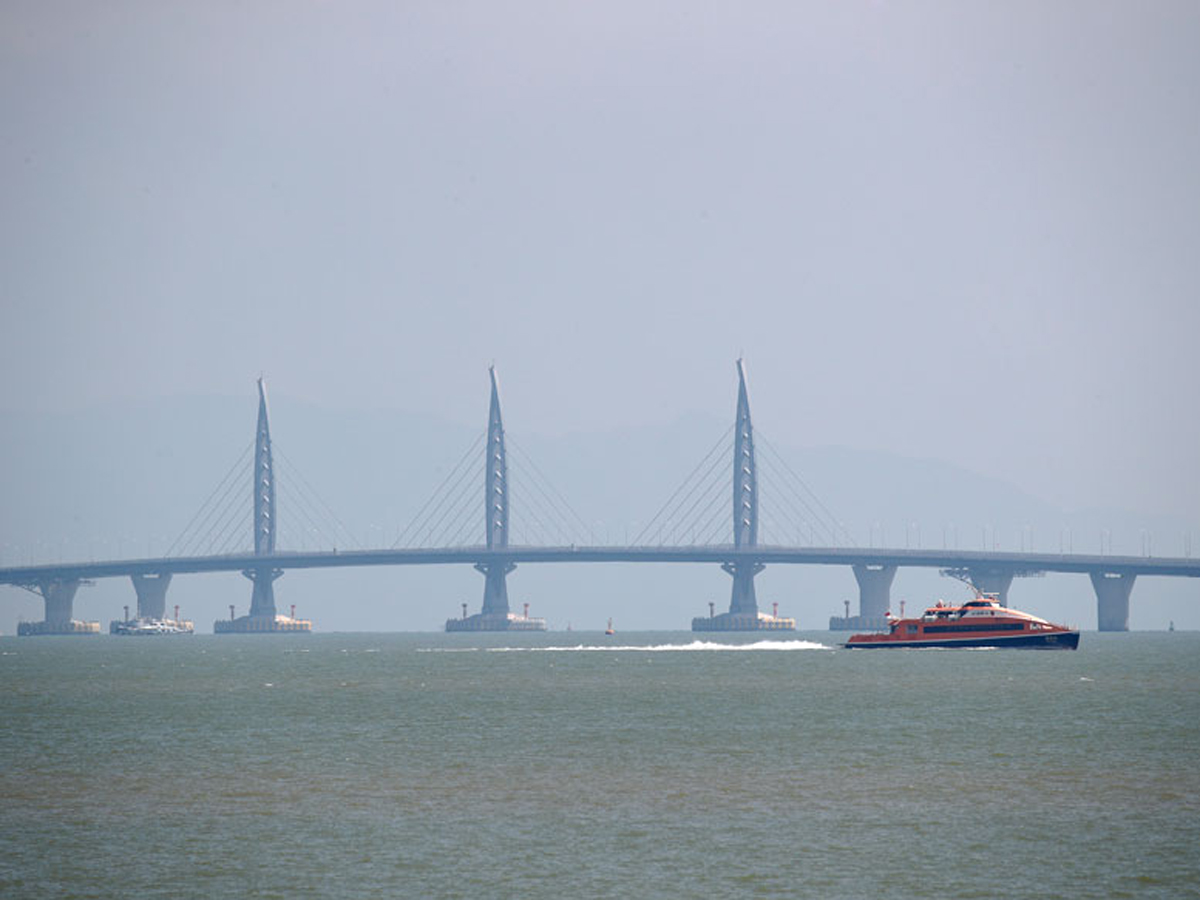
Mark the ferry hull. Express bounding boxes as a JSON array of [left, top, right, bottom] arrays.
[[845, 630, 1079, 650]]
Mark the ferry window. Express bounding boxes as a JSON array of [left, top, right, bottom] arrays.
[[907, 624, 918, 634]]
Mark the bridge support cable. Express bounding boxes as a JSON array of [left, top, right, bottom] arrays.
[[429, 466, 490, 548], [207, 504, 252, 558], [273, 445, 361, 552], [392, 432, 484, 549], [196, 455, 257, 556], [692, 471, 742, 546], [755, 445, 837, 548], [441, 474, 503, 548], [632, 424, 735, 547], [755, 432, 855, 548], [666, 443, 736, 546], [755, 441, 833, 544], [506, 436, 595, 547], [273, 471, 337, 552], [651, 449, 729, 545], [163, 440, 254, 558], [193, 474, 251, 557], [273, 463, 359, 551], [424, 439, 490, 549]]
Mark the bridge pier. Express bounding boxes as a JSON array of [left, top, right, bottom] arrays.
[[42, 578, 80, 627], [215, 567, 308, 633], [723, 561, 764, 616], [109, 573, 194, 634], [1091, 572, 1134, 632], [853, 564, 896, 619], [447, 560, 543, 631], [477, 560, 515, 617], [246, 567, 282, 619], [967, 569, 1014, 607], [132, 573, 172, 620], [18, 578, 99, 636], [829, 564, 897, 631], [695, 560, 794, 631]]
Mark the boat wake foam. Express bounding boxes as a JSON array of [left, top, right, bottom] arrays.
[[422, 640, 831, 653]]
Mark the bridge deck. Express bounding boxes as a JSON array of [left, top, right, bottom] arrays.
[[3, 545, 1199, 585]]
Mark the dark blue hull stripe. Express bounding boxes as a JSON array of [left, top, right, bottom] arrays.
[[845, 631, 1080, 650]]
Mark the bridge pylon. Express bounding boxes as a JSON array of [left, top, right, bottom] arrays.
[[694, 360, 794, 632], [215, 378, 310, 634], [447, 367, 544, 632]]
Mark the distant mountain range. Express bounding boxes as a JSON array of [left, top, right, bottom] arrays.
[[1, 395, 1195, 632]]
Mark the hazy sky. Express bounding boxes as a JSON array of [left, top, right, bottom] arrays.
[[3, 2, 1198, 521]]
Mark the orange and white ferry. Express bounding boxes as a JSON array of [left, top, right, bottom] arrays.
[[845, 596, 1079, 650]]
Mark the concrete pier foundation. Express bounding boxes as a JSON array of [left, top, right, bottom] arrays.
[[18, 578, 99, 635], [447, 561, 543, 631], [695, 561, 793, 632], [1091, 572, 1134, 632], [214, 567, 306, 633], [967, 569, 1014, 607], [132, 573, 172, 620]]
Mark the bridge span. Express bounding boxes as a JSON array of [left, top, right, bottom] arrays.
[[3, 545, 1197, 633], [4, 362, 1196, 634]]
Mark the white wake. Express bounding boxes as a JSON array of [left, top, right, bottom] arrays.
[[421, 639, 831, 653]]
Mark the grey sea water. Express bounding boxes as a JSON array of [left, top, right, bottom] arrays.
[[2, 631, 1198, 899]]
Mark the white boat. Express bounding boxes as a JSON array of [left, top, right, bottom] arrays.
[[110, 617, 194, 636]]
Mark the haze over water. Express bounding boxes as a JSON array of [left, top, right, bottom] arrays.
[[3, 630, 1197, 899]]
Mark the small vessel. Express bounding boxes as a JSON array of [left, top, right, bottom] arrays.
[[845, 596, 1078, 650], [110, 617, 194, 636], [605, 618, 615, 636]]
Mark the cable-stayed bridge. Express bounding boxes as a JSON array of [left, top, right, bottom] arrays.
[[3, 363, 1197, 633]]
